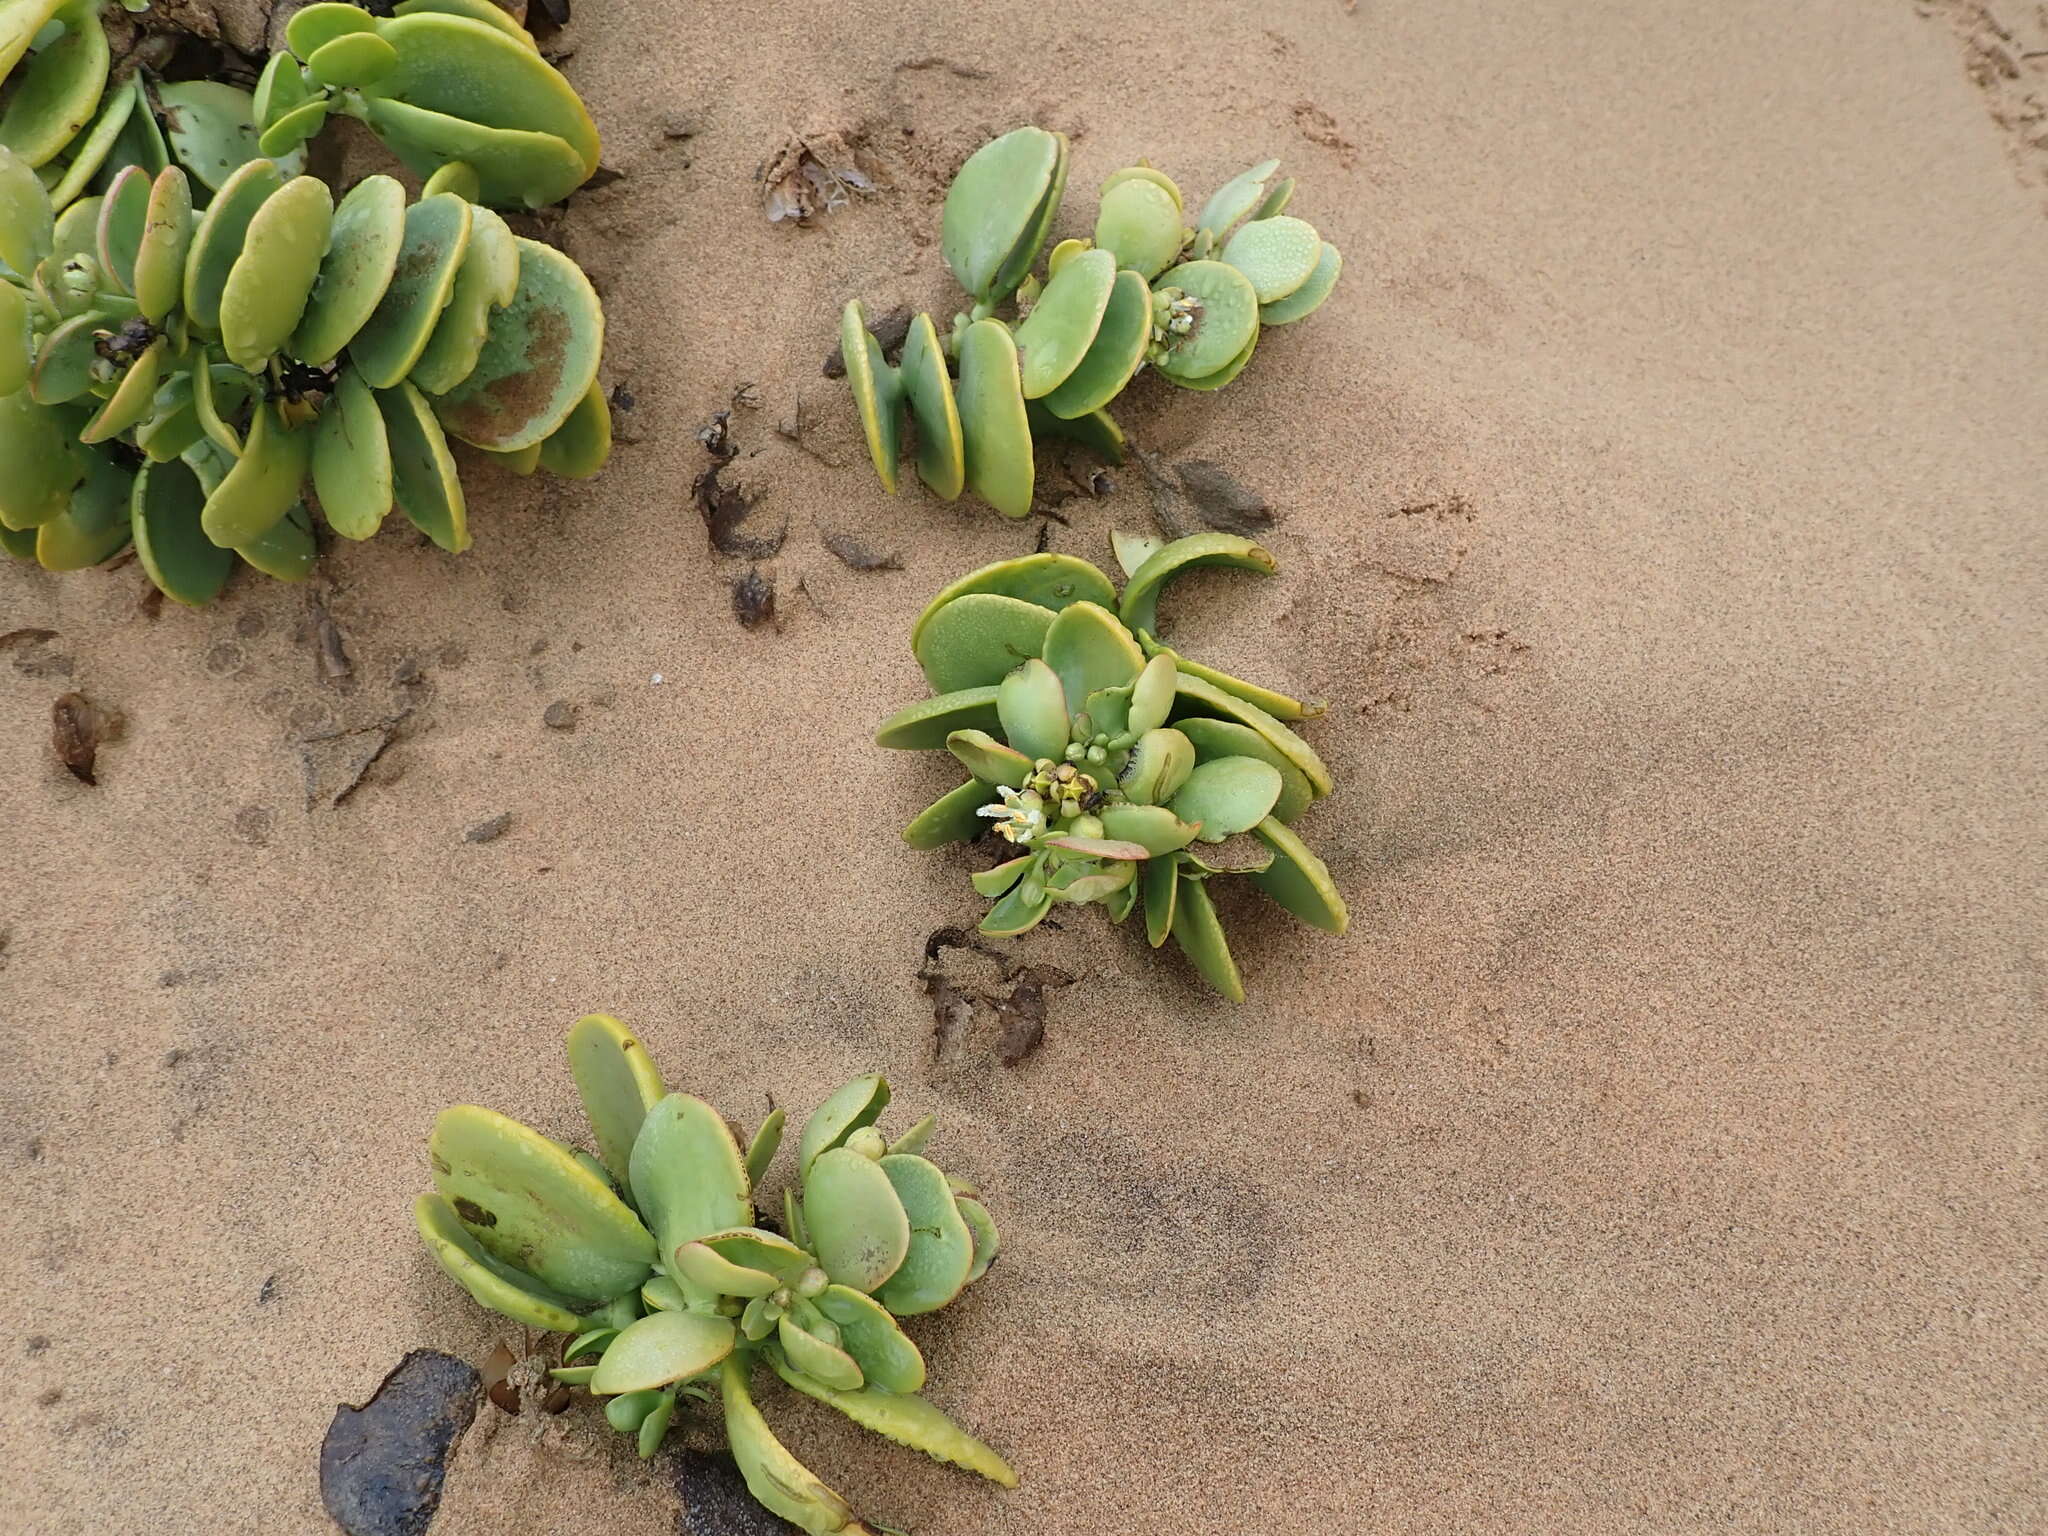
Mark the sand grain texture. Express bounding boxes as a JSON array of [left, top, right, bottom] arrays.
[[4, 0, 2044, 1531]]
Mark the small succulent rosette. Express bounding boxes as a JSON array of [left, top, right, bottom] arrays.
[[416, 1014, 1014, 1535], [1, 0, 609, 601], [842, 126, 1342, 518], [876, 534, 1347, 1002]]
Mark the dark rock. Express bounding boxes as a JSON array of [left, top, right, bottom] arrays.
[[319, 1349, 480, 1536], [463, 813, 513, 845]]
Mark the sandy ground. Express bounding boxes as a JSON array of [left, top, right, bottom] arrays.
[[5, 0, 2045, 1531]]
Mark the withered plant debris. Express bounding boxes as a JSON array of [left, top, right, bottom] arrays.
[[463, 812, 513, 845], [319, 1349, 480, 1536], [731, 568, 777, 629], [694, 412, 787, 559], [51, 693, 108, 785], [821, 532, 902, 571], [0, 629, 58, 652], [297, 710, 412, 811], [920, 927, 1074, 1067], [307, 599, 354, 682], [822, 307, 912, 378], [762, 129, 875, 224], [1175, 459, 1274, 534]]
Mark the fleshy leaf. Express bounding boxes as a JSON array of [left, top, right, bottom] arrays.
[[1171, 757, 1283, 843], [903, 777, 998, 849], [872, 1154, 974, 1316], [946, 728, 1035, 788], [779, 1314, 864, 1392], [910, 553, 1117, 650], [1098, 803, 1202, 856], [430, 1104, 656, 1300], [813, 1283, 926, 1394], [804, 1147, 910, 1294], [1170, 875, 1244, 1002], [1117, 532, 1277, 638], [1170, 674, 1333, 797], [1175, 717, 1314, 823], [797, 1076, 890, 1175], [914, 592, 1052, 693], [769, 1357, 1018, 1488], [1250, 815, 1348, 934], [720, 1358, 878, 1536], [1041, 600, 1144, 707], [589, 1311, 735, 1394], [1139, 631, 1318, 721], [874, 686, 1001, 750], [1115, 726, 1195, 806], [567, 1012, 666, 1187], [413, 1193, 587, 1333], [997, 656, 1070, 763], [628, 1093, 752, 1263]]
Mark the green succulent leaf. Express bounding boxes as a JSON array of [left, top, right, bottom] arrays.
[[131, 167, 193, 325], [311, 365, 394, 539], [957, 1196, 999, 1283], [252, 51, 314, 133], [307, 29, 399, 89], [157, 80, 299, 194], [1093, 174, 1184, 281], [413, 1193, 588, 1333], [779, 1314, 865, 1392], [94, 163, 149, 297], [804, 1146, 910, 1293], [840, 297, 902, 494], [1174, 717, 1315, 823], [605, 1386, 662, 1432], [1138, 631, 1317, 721], [897, 309, 963, 500], [1040, 600, 1144, 710], [745, 1107, 786, 1189], [349, 190, 472, 388], [1219, 215, 1323, 304], [1013, 245, 1115, 399], [1150, 259, 1260, 382], [378, 378, 469, 552], [1250, 815, 1348, 934], [0, 145, 56, 272], [969, 855, 1032, 899], [903, 777, 998, 849], [980, 878, 1052, 937], [536, 376, 611, 479], [430, 1104, 657, 1300], [672, 1240, 781, 1298], [567, 1012, 667, 1188], [1116, 725, 1196, 805], [996, 657, 1070, 763], [874, 686, 1001, 750], [1170, 874, 1244, 1002], [285, 2, 379, 57], [910, 554, 1117, 650], [1097, 802, 1202, 856], [955, 317, 1033, 518], [182, 156, 284, 332], [130, 456, 231, 605], [44, 66, 139, 210], [1116, 532, 1277, 644], [1170, 757, 1284, 842], [33, 450, 132, 570], [640, 1273, 687, 1313], [1170, 673, 1333, 797], [1127, 652, 1178, 736], [629, 1092, 753, 1269], [1042, 833, 1150, 862], [797, 1075, 890, 1176], [637, 1388, 677, 1459], [720, 1357, 878, 1536], [590, 1310, 735, 1394], [945, 728, 1035, 788], [0, 4, 105, 168], [232, 499, 317, 582], [913, 591, 1053, 693], [433, 236, 603, 451], [701, 1226, 814, 1278], [1260, 240, 1342, 326], [872, 1154, 975, 1316], [78, 335, 165, 444], [941, 125, 1061, 302], [1040, 267, 1151, 420], [199, 402, 310, 548], [220, 173, 334, 371], [293, 172, 406, 365], [769, 1356, 1018, 1489], [1196, 157, 1281, 241], [0, 284, 34, 398], [408, 202, 519, 394], [353, 95, 588, 209]]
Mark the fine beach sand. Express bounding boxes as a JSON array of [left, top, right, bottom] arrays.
[[5, 0, 2045, 1530]]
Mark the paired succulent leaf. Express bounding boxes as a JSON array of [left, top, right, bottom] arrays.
[[842, 128, 1343, 516], [414, 1014, 1015, 1531], [876, 539, 1346, 999]]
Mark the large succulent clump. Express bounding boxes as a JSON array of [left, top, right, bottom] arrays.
[[417, 1014, 1014, 1536], [841, 126, 1343, 518], [0, 0, 609, 603], [876, 534, 1347, 1002]]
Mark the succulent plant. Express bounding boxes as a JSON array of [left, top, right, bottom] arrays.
[[875, 534, 1347, 1002], [842, 127, 1342, 518], [417, 1013, 1015, 1534], [0, 1, 609, 599], [252, 1, 602, 208]]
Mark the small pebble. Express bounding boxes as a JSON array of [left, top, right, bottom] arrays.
[[542, 701, 577, 731], [463, 813, 513, 845], [651, 673, 664, 685]]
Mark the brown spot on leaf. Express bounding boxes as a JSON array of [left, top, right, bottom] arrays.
[[451, 1197, 495, 1227]]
